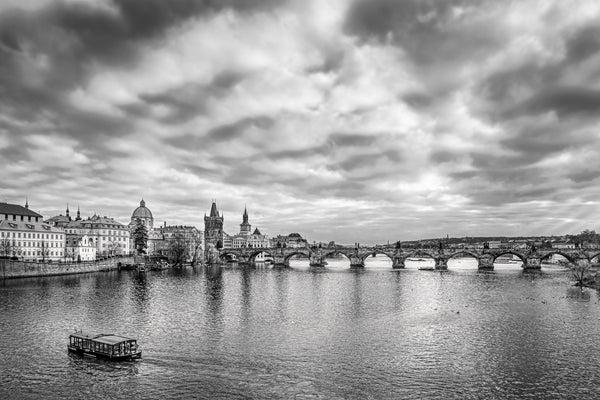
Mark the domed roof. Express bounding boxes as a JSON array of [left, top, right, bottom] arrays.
[[132, 199, 153, 220]]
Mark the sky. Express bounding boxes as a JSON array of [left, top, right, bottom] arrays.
[[2, 0, 600, 244]]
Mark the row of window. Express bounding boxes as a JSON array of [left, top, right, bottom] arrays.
[[3, 214, 40, 222], [65, 229, 128, 235], [0, 231, 63, 239], [10, 250, 63, 257], [10, 241, 62, 248]]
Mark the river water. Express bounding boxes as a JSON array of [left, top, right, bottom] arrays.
[[1, 257, 599, 399]]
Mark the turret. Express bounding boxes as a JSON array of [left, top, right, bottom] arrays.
[[240, 205, 251, 235]]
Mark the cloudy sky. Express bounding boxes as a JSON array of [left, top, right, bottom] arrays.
[[2, 0, 600, 244]]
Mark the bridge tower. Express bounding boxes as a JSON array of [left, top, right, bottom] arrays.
[[240, 206, 251, 236], [204, 201, 224, 248]]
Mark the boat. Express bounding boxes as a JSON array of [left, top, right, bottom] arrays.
[[68, 330, 142, 361], [495, 255, 520, 264], [418, 266, 435, 271], [150, 260, 170, 271], [136, 263, 146, 272]]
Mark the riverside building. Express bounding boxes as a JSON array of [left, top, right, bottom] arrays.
[[0, 201, 66, 261], [63, 214, 130, 257]]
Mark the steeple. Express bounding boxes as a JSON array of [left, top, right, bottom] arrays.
[[25, 197, 29, 209], [240, 205, 251, 235], [66, 203, 70, 217], [210, 201, 219, 217], [76, 204, 81, 221]]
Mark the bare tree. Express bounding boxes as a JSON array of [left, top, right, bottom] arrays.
[[168, 232, 190, 267], [572, 259, 591, 287], [65, 247, 76, 262], [40, 240, 50, 262], [107, 241, 121, 257], [0, 237, 14, 257], [189, 232, 203, 267]]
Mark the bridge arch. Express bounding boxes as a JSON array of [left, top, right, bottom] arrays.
[[446, 250, 481, 269], [360, 251, 395, 263], [284, 250, 312, 265], [405, 251, 437, 260], [324, 250, 353, 259], [247, 249, 275, 263], [539, 250, 578, 263], [219, 251, 239, 262], [588, 253, 600, 263], [491, 250, 526, 265], [447, 251, 480, 260]]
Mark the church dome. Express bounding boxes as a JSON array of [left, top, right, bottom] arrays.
[[132, 199, 153, 220]]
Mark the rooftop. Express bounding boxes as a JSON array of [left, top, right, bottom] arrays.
[[69, 331, 136, 345], [0, 202, 42, 218]]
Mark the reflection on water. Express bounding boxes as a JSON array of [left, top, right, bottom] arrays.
[[1, 259, 600, 399]]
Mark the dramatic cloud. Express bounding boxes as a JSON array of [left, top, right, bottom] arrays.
[[2, 0, 600, 243]]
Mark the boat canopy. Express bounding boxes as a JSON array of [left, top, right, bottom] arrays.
[[70, 331, 136, 345]]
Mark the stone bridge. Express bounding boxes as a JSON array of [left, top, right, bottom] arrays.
[[218, 245, 600, 270]]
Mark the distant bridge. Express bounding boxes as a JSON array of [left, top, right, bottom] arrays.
[[218, 245, 600, 270]]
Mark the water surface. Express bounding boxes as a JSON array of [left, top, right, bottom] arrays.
[[1, 257, 598, 399]]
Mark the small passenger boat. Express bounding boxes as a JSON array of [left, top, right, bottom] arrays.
[[68, 330, 142, 361]]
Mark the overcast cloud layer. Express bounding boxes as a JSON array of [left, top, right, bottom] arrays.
[[2, 0, 600, 244]]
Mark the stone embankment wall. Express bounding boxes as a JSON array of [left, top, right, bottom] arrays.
[[0, 256, 135, 279]]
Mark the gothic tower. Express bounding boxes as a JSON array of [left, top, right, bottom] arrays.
[[204, 201, 224, 247], [240, 206, 251, 236]]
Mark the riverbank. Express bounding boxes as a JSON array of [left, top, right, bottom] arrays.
[[0, 256, 134, 279]]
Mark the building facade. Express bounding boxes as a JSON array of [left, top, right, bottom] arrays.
[[63, 214, 130, 257], [65, 234, 97, 262], [204, 201, 224, 248], [270, 233, 307, 248], [0, 201, 66, 261], [223, 208, 270, 249], [154, 225, 203, 263], [128, 199, 163, 254]]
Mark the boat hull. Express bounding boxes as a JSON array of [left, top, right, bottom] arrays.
[[68, 346, 142, 361]]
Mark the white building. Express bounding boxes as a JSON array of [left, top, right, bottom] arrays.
[[0, 201, 66, 261], [223, 208, 270, 249], [63, 214, 130, 257], [66, 234, 97, 262]]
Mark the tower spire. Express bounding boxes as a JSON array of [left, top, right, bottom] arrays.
[[76, 204, 81, 221], [66, 203, 70, 217], [210, 200, 219, 217], [25, 197, 29, 209]]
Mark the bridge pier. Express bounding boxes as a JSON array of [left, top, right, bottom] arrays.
[[478, 255, 494, 271], [435, 257, 448, 270], [273, 254, 287, 268], [349, 255, 365, 269], [309, 253, 326, 268], [392, 256, 405, 269], [524, 256, 542, 270]]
